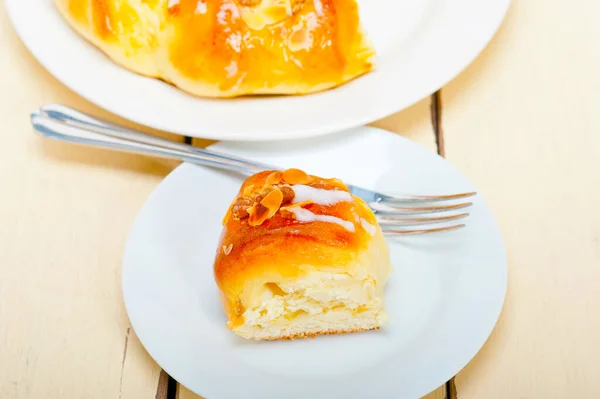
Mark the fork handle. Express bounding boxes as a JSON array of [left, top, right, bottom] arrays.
[[31, 105, 276, 175], [39, 104, 278, 170]]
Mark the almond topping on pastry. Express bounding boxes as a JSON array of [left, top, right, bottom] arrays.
[[309, 178, 348, 191], [242, 184, 256, 197], [248, 203, 270, 226], [266, 171, 283, 185], [223, 243, 233, 255], [261, 188, 284, 213], [232, 197, 254, 220], [253, 188, 273, 203], [280, 199, 313, 211], [282, 168, 311, 185], [214, 168, 392, 341], [248, 188, 283, 226]]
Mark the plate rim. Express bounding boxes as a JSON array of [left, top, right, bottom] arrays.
[[120, 126, 508, 399], [6, 0, 511, 141]]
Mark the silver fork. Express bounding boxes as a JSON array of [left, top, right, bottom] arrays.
[[31, 104, 475, 235]]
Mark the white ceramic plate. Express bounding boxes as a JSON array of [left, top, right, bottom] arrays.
[[121, 126, 507, 399], [6, 0, 510, 141]]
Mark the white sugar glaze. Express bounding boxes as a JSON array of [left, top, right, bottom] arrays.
[[291, 185, 352, 206], [360, 218, 377, 236], [287, 207, 356, 232]]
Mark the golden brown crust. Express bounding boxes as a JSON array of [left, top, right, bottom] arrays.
[[213, 169, 380, 327], [55, 0, 162, 76], [55, 0, 376, 97]]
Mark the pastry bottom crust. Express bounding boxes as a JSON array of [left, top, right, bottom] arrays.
[[246, 325, 381, 341]]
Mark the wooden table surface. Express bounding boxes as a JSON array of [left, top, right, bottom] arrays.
[[2, 1, 599, 398]]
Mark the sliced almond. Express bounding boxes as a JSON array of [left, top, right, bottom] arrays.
[[325, 178, 348, 191], [282, 168, 311, 185], [280, 199, 313, 211], [266, 171, 283, 185], [223, 243, 233, 255], [242, 184, 255, 197], [261, 188, 283, 210], [253, 187, 273, 203], [310, 178, 348, 191], [248, 188, 284, 226], [248, 203, 270, 226]]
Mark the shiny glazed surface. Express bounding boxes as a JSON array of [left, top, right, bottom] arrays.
[[213, 170, 381, 319], [55, 0, 375, 97]]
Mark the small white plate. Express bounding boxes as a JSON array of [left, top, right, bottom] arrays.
[[122, 126, 507, 399], [6, 0, 510, 141]]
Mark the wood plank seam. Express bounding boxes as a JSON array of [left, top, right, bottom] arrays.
[[168, 374, 178, 399], [430, 91, 445, 158], [119, 327, 131, 399], [155, 370, 171, 399], [445, 379, 457, 399], [430, 90, 457, 399]]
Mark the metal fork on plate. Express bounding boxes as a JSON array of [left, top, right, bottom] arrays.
[[30, 104, 475, 235]]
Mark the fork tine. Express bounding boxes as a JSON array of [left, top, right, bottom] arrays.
[[370, 201, 473, 215], [379, 191, 477, 204], [378, 213, 469, 227], [383, 224, 466, 235]]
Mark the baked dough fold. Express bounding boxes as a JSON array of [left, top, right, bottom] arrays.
[[55, 0, 376, 97], [214, 169, 391, 340]]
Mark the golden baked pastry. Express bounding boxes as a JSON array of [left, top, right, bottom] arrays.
[[214, 168, 392, 340], [54, 0, 376, 97]]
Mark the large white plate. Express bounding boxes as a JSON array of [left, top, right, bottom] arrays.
[[6, 0, 510, 141], [121, 126, 507, 399]]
